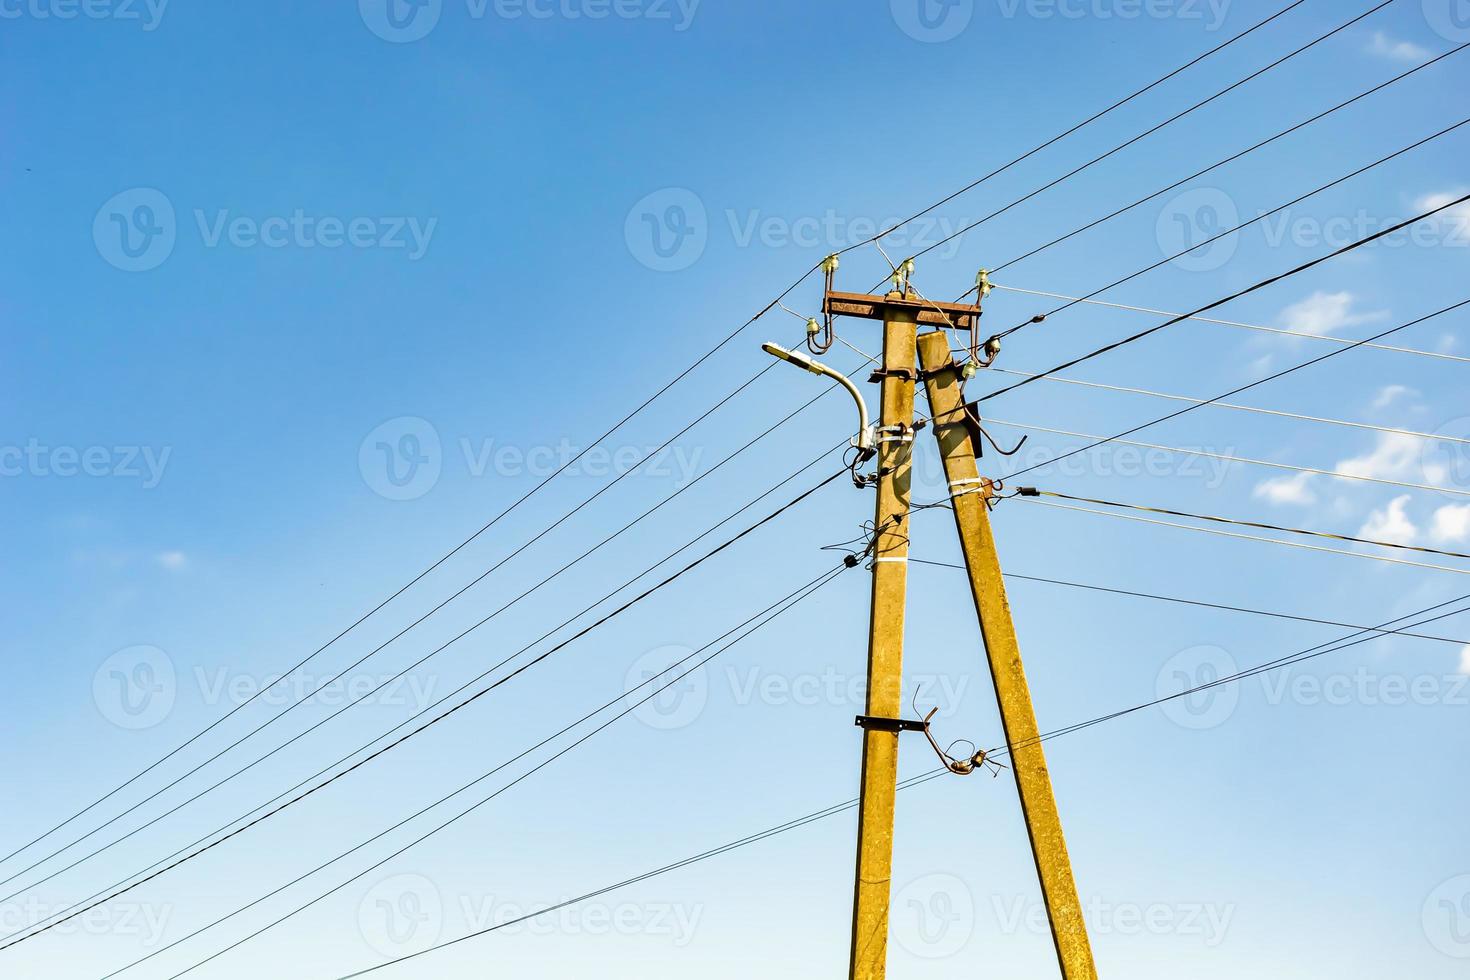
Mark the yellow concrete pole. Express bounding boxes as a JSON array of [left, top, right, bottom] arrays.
[[916, 330, 1098, 980], [847, 294, 918, 980]]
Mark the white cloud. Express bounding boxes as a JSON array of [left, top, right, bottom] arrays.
[[1371, 385, 1416, 411], [1460, 645, 1470, 676], [156, 551, 189, 571], [1336, 433, 1445, 485], [1359, 495, 1418, 545], [1278, 291, 1386, 336], [1430, 505, 1470, 544], [1253, 471, 1317, 506], [1367, 31, 1430, 62]]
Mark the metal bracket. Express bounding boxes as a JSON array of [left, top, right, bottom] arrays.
[[867, 367, 919, 384], [854, 715, 929, 734]]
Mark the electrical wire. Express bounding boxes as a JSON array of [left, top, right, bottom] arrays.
[[988, 285, 1468, 363], [998, 297, 1470, 482], [0, 377, 854, 909], [1029, 490, 1470, 561], [984, 418, 1470, 498], [973, 192, 1470, 403], [903, 0, 1400, 268], [836, 0, 1309, 257], [908, 561, 1469, 646], [100, 565, 850, 980], [0, 434, 852, 949], [0, 468, 847, 949]]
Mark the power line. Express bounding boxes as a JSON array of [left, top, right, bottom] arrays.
[[0, 376, 855, 908], [902, 0, 1399, 268], [1029, 490, 1470, 561], [973, 192, 1470, 403], [984, 418, 1470, 498], [100, 565, 850, 980], [991, 295, 1470, 483], [0, 468, 847, 949], [996, 593, 1470, 756], [988, 370, 1470, 447], [839, 0, 1309, 256], [912, 563, 1469, 646], [988, 285, 1468, 364], [0, 435, 853, 949], [1026, 497, 1470, 577]]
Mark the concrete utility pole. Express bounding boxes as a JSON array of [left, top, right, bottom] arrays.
[[847, 292, 917, 979], [917, 329, 1098, 979]]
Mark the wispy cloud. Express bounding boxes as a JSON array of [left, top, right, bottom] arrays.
[[1359, 495, 1418, 546], [1370, 384, 1417, 411], [1278, 291, 1386, 336], [156, 550, 189, 571], [1367, 30, 1430, 62], [1430, 505, 1470, 545], [1336, 433, 1445, 485], [1253, 471, 1316, 506], [1416, 190, 1470, 243]]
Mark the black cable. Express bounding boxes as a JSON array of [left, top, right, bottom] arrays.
[[988, 45, 1470, 277], [901, 0, 1397, 269], [838, 0, 1309, 256], [1028, 490, 1470, 561], [972, 193, 1470, 407], [1003, 296, 1470, 481], [988, 111, 1470, 338], [0, 435, 851, 949], [102, 565, 850, 980], [335, 768, 954, 979], [998, 594, 1470, 757], [0, 468, 848, 949], [0, 371, 846, 908], [0, 261, 827, 873]]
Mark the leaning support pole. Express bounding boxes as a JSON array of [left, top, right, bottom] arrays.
[[847, 294, 918, 980], [916, 330, 1098, 979]]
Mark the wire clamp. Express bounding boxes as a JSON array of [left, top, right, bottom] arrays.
[[854, 715, 929, 734]]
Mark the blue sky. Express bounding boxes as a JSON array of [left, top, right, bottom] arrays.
[[3, 0, 1470, 977]]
